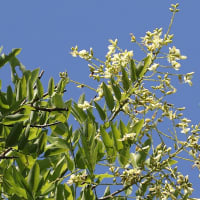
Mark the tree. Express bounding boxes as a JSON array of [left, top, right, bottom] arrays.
[[0, 3, 198, 199]]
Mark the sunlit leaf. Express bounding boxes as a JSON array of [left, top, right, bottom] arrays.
[[36, 78, 44, 98], [48, 77, 54, 96], [111, 123, 123, 151], [130, 59, 137, 82]]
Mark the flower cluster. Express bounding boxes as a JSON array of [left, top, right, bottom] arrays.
[[167, 46, 187, 70], [120, 168, 141, 185], [78, 101, 93, 110], [71, 46, 93, 60], [176, 117, 191, 134], [67, 172, 87, 185], [141, 28, 173, 52]]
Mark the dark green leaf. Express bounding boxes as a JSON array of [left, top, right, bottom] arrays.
[[66, 153, 75, 171], [44, 147, 68, 157], [110, 78, 121, 101], [3, 113, 29, 125], [18, 124, 30, 150], [28, 162, 40, 194], [94, 101, 106, 121], [102, 82, 114, 111], [56, 184, 65, 200], [27, 79, 33, 101], [7, 85, 13, 106], [5, 122, 23, 147], [121, 67, 130, 91]]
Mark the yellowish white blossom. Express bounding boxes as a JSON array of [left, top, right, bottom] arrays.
[[78, 101, 93, 110], [149, 63, 159, 71], [118, 132, 136, 141], [141, 28, 163, 52], [183, 72, 194, 86]]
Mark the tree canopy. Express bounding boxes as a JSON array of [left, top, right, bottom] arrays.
[[0, 3, 199, 200]]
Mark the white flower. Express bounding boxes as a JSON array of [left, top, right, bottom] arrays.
[[149, 63, 159, 71], [183, 72, 194, 86], [78, 101, 93, 110]]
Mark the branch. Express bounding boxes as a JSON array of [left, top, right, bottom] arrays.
[[3, 121, 61, 128], [98, 185, 131, 200], [33, 106, 68, 112], [0, 148, 18, 159], [33, 70, 45, 89], [30, 121, 61, 128]]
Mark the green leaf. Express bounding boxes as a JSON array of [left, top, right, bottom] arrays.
[[121, 66, 130, 91], [130, 59, 137, 82], [95, 174, 114, 183], [36, 78, 44, 98], [100, 125, 114, 148], [103, 186, 111, 197], [44, 147, 68, 157], [50, 157, 67, 181], [30, 68, 40, 85], [47, 136, 69, 149], [78, 93, 85, 104], [110, 78, 121, 101], [132, 119, 144, 139], [119, 147, 130, 166], [136, 138, 152, 166], [37, 130, 47, 154], [5, 122, 23, 147], [66, 154, 75, 171], [75, 148, 86, 169], [71, 103, 87, 123], [18, 124, 30, 150], [137, 55, 152, 78], [111, 123, 123, 151], [0, 48, 21, 69], [56, 184, 65, 200], [27, 78, 34, 101], [102, 82, 114, 111], [28, 162, 40, 194], [168, 159, 178, 166], [3, 113, 29, 125], [7, 85, 13, 106], [94, 101, 106, 121], [48, 77, 54, 96], [52, 93, 65, 108], [0, 92, 9, 110]]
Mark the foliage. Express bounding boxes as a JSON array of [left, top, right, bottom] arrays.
[[0, 3, 199, 200]]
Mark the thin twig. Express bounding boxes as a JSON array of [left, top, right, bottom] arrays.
[[98, 185, 131, 200], [30, 121, 61, 128], [33, 106, 68, 112], [3, 121, 61, 128], [33, 70, 45, 89]]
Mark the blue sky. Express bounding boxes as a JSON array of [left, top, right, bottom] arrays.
[[0, 0, 200, 198]]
